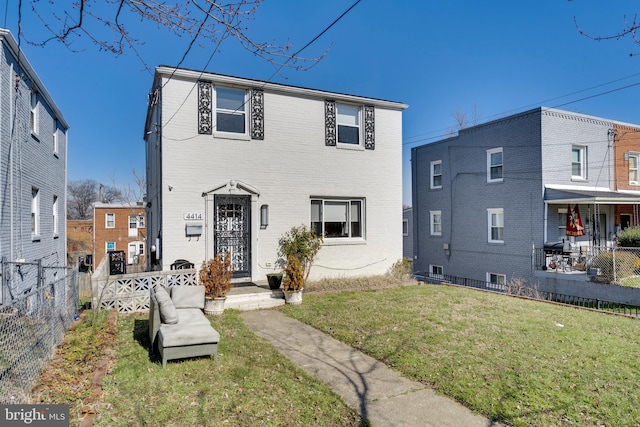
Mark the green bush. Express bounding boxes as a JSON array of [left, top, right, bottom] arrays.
[[278, 225, 323, 281], [592, 251, 639, 282], [617, 226, 640, 247]]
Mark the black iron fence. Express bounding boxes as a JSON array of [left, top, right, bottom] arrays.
[[0, 260, 78, 403], [418, 271, 640, 319]]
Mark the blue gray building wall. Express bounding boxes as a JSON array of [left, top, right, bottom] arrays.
[[412, 109, 546, 282]]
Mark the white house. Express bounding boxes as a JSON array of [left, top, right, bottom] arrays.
[[0, 29, 69, 302], [144, 67, 407, 281]]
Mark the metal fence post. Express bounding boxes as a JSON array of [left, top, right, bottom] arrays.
[[612, 248, 617, 283]]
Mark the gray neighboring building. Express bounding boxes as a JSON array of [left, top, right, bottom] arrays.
[[402, 207, 413, 265], [0, 29, 69, 302], [411, 107, 640, 285]]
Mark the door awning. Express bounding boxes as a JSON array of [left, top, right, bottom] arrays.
[[544, 188, 640, 204]]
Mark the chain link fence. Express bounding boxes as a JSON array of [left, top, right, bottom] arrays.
[[0, 260, 78, 404], [588, 247, 640, 285]]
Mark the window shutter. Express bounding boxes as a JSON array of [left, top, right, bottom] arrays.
[[325, 100, 336, 146], [251, 89, 264, 140], [197, 81, 212, 135], [364, 105, 375, 150]]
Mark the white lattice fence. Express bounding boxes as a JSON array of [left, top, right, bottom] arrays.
[[92, 269, 198, 313]]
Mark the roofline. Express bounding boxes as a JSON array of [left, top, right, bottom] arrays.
[[154, 66, 409, 110], [0, 29, 70, 129]]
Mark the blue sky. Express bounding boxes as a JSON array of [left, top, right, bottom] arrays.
[[4, 0, 640, 205]]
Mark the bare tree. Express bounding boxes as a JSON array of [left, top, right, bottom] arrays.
[[67, 179, 123, 219], [575, 14, 640, 55], [21, 0, 325, 71]]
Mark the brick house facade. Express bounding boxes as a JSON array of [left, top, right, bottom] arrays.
[[92, 203, 147, 272], [67, 219, 93, 266]]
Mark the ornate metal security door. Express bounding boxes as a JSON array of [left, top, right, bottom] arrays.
[[214, 195, 251, 277]]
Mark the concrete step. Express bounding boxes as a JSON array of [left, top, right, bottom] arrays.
[[225, 285, 285, 311]]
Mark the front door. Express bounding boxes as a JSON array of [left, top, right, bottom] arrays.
[[214, 195, 251, 278]]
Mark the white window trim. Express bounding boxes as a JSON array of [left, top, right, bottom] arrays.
[[430, 160, 442, 189], [53, 125, 59, 156], [629, 152, 640, 185], [558, 208, 567, 240], [429, 264, 443, 277], [487, 147, 503, 183], [213, 86, 250, 140], [106, 241, 116, 252], [31, 187, 40, 239], [486, 272, 506, 290], [52, 195, 58, 237], [571, 145, 587, 180], [310, 198, 365, 240], [105, 213, 115, 229], [430, 210, 442, 236], [336, 103, 364, 151], [487, 208, 504, 243], [30, 91, 39, 136]]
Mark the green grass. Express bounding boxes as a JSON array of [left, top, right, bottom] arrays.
[[282, 284, 640, 426], [95, 310, 360, 426]]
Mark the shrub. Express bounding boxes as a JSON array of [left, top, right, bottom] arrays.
[[282, 255, 305, 291], [617, 226, 640, 247], [199, 252, 233, 297], [387, 257, 412, 280], [591, 251, 639, 283], [277, 225, 323, 281]]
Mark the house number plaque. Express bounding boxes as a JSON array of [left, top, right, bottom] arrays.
[[183, 213, 203, 220]]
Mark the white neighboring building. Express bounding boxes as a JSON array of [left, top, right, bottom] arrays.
[[0, 29, 69, 301], [144, 67, 407, 280]]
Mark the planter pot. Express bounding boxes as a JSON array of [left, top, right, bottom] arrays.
[[283, 288, 303, 305], [204, 296, 227, 315], [266, 273, 283, 290]]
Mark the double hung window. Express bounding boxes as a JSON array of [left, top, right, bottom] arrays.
[[337, 103, 360, 145], [215, 87, 247, 135], [105, 213, 115, 228], [31, 187, 40, 238], [430, 211, 442, 236], [311, 198, 364, 239], [487, 148, 503, 182], [487, 208, 504, 243], [629, 153, 639, 185], [571, 146, 586, 180], [431, 160, 442, 189]]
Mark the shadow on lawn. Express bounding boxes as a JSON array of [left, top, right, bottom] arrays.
[[133, 319, 161, 364]]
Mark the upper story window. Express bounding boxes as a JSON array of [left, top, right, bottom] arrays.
[[105, 213, 115, 228], [30, 91, 39, 135], [215, 87, 247, 135], [53, 195, 58, 236], [31, 187, 40, 238], [311, 198, 364, 239], [487, 148, 503, 183], [487, 208, 504, 243], [53, 119, 59, 155], [430, 160, 442, 189], [629, 153, 639, 185], [337, 103, 360, 145], [430, 210, 442, 236], [572, 146, 586, 180]]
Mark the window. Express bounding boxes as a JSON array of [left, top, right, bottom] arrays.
[[215, 87, 247, 134], [106, 242, 116, 252], [139, 243, 145, 255], [630, 153, 639, 185], [105, 213, 115, 228], [31, 187, 40, 238], [53, 120, 59, 155], [430, 265, 443, 279], [337, 103, 360, 145], [137, 215, 145, 228], [430, 211, 442, 236], [572, 146, 586, 180], [30, 91, 38, 134], [558, 208, 567, 240], [52, 195, 58, 236], [487, 208, 504, 243], [430, 160, 442, 189], [403, 219, 409, 236], [486, 272, 506, 290], [487, 148, 503, 182], [311, 198, 364, 239]]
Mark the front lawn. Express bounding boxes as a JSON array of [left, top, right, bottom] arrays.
[[283, 284, 640, 426]]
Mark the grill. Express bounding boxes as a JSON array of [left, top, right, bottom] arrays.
[[543, 241, 572, 270]]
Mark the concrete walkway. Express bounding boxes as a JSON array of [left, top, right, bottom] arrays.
[[241, 310, 501, 427]]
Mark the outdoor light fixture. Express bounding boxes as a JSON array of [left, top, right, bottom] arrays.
[[260, 204, 269, 228]]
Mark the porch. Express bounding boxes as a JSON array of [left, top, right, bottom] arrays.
[[91, 256, 284, 313]]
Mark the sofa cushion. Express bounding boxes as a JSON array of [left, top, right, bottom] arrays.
[[158, 323, 220, 348], [176, 308, 212, 326], [171, 285, 205, 309], [154, 284, 179, 324]]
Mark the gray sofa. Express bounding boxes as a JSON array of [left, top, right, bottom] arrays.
[[149, 284, 220, 368]]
